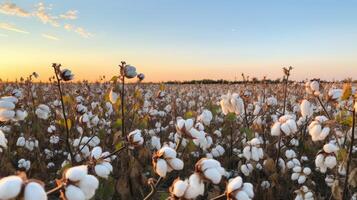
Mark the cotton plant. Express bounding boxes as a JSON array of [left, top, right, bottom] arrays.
[[0, 95, 27, 121], [169, 173, 205, 199], [90, 147, 114, 179], [285, 149, 301, 169], [294, 185, 314, 200], [271, 114, 298, 136], [0, 172, 47, 200], [127, 129, 144, 149], [197, 109, 213, 126], [308, 116, 331, 141], [315, 143, 339, 173], [194, 158, 227, 184], [242, 138, 264, 162], [305, 80, 320, 96], [291, 166, 312, 184], [35, 104, 51, 120], [61, 165, 99, 200], [220, 92, 245, 115], [152, 146, 184, 177], [226, 176, 254, 200]]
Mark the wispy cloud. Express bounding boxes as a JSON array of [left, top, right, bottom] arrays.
[[35, 2, 60, 27], [0, 1, 92, 39], [0, 2, 30, 17], [42, 33, 59, 40], [60, 10, 78, 20], [64, 23, 93, 38], [0, 22, 29, 34]]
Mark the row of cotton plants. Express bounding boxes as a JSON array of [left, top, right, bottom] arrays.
[[0, 65, 356, 200]]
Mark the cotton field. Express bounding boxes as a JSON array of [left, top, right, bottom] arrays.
[[0, 64, 356, 200]]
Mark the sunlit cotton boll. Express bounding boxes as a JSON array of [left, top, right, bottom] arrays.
[[124, 65, 137, 78], [0, 130, 8, 152], [23, 182, 47, 200], [243, 138, 264, 162], [65, 165, 88, 182], [0, 175, 23, 199], [211, 145, 225, 157], [195, 158, 226, 184], [308, 116, 330, 141], [60, 69, 74, 81], [170, 173, 205, 199], [127, 129, 144, 148], [300, 99, 313, 119], [153, 146, 184, 177], [109, 89, 119, 104], [271, 115, 297, 136], [197, 109, 213, 126], [35, 104, 51, 120], [226, 176, 254, 200]]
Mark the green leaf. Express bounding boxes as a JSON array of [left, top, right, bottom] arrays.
[[241, 127, 254, 140], [337, 148, 348, 162], [225, 112, 236, 121], [184, 111, 195, 119]]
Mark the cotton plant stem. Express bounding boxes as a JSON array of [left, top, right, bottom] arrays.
[[46, 183, 64, 195], [121, 73, 126, 136], [342, 103, 355, 200], [53, 66, 74, 161], [316, 96, 331, 120], [209, 193, 226, 200], [102, 145, 127, 160]]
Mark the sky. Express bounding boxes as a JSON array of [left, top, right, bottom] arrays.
[[0, 0, 356, 82]]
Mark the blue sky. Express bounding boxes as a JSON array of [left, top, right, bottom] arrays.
[[0, 0, 356, 81]]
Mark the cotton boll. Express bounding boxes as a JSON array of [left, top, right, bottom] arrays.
[[235, 190, 251, 200], [15, 110, 28, 121], [291, 173, 299, 181], [24, 182, 47, 200], [0, 175, 23, 199], [65, 185, 85, 200], [172, 180, 188, 197], [0, 109, 15, 121], [109, 89, 119, 104], [298, 175, 306, 184], [155, 158, 168, 177], [227, 176, 243, 193], [168, 158, 184, 170], [271, 122, 281, 136], [78, 175, 99, 199], [94, 163, 112, 179], [91, 146, 103, 160], [323, 143, 338, 154], [65, 165, 88, 182], [184, 173, 205, 199], [242, 183, 254, 198], [301, 100, 313, 118], [325, 156, 337, 169], [203, 168, 223, 184]]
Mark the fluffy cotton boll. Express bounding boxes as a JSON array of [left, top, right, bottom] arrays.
[[242, 183, 254, 198], [325, 156, 337, 169], [78, 175, 99, 199], [65, 185, 85, 200], [243, 147, 252, 160], [124, 65, 137, 78], [271, 122, 281, 136], [35, 104, 50, 119], [303, 167, 312, 175], [203, 168, 223, 184], [155, 158, 168, 177], [0, 175, 23, 199], [310, 81, 319, 92], [298, 175, 306, 184], [198, 109, 213, 126], [151, 136, 161, 150], [171, 180, 188, 197], [286, 119, 297, 133], [109, 89, 119, 104], [0, 100, 15, 110], [300, 100, 313, 118], [184, 173, 205, 199], [291, 173, 300, 181], [185, 119, 194, 131], [323, 143, 338, 154], [0, 130, 7, 151], [95, 162, 112, 179], [168, 158, 184, 170], [91, 146, 102, 160], [227, 176, 243, 194], [0, 109, 15, 121], [127, 130, 144, 147], [65, 165, 88, 182], [15, 110, 27, 121], [235, 191, 251, 200], [16, 136, 26, 147], [24, 182, 47, 200]]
